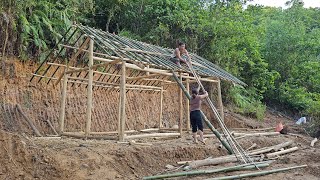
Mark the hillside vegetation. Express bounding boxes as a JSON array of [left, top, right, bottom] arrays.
[[1, 0, 319, 130]]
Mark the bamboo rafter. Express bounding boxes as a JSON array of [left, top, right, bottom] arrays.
[[31, 24, 245, 86]]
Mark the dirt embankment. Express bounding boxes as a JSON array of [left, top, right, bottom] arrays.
[[1, 123, 319, 180], [1, 59, 319, 179]]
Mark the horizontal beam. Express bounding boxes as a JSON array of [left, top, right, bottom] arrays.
[[90, 130, 136, 135], [93, 56, 218, 82], [125, 133, 180, 140], [68, 80, 164, 92], [48, 62, 118, 77], [127, 74, 161, 81]]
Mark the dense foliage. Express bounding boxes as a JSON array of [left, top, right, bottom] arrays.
[[1, 0, 319, 126]]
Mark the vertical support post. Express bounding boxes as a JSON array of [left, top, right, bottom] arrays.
[[85, 38, 94, 138], [118, 61, 126, 141], [59, 68, 68, 134], [186, 74, 190, 132], [217, 79, 224, 122], [179, 73, 183, 137], [159, 87, 164, 129], [146, 65, 150, 76]]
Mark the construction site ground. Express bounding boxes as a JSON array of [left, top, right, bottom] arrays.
[[1, 110, 319, 180]]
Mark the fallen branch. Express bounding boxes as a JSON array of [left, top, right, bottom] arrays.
[[205, 165, 307, 180], [16, 104, 42, 137]]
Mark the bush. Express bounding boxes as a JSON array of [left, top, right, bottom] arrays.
[[228, 86, 266, 121]]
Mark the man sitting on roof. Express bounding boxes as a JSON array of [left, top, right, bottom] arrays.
[[170, 42, 191, 67]]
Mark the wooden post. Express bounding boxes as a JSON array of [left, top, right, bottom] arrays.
[[146, 65, 150, 76], [186, 74, 190, 132], [59, 68, 68, 134], [159, 87, 163, 128], [118, 60, 126, 141], [179, 73, 183, 137], [85, 38, 94, 138], [217, 79, 224, 122]]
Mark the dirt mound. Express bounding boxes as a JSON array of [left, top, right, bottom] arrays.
[[0, 130, 65, 179]]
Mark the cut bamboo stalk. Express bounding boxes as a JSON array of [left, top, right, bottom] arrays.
[[67, 79, 162, 91], [143, 162, 270, 180], [181, 141, 293, 168], [249, 141, 293, 155], [187, 156, 261, 169], [127, 74, 160, 81], [62, 132, 117, 140], [217, 79, 224, 121], [118, 61, 126, 141], [179, 72, 183, 137], [186, 74, 190, 131], [34, 137, 61, 140], [90, 130, 136, 135], [140, 128, 160, 133], [266, 146, 299, 158], [126, 84, 162, 90], [59, 69, 68, 134], [85, 38, 94, 138], [65, 59, 121, 74], [47, 62, 122, 77], [125, 133, 180, 140], [232, 132, 280, 137], [205, 165, 307, 180], [159, 87, 163, 128], [16, 104, 42, 137]]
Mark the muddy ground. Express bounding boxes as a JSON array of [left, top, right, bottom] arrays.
[[0, 59, 319, 179], [1, 110, 319, 180]]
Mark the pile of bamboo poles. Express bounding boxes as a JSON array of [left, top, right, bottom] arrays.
[[143, 140, 305, 180]]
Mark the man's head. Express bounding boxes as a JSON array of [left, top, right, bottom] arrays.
[[192, 88, 199, 95], [178, 42, 186, 51]]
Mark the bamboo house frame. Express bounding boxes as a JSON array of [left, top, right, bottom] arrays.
[[30, 24, 245, 142]]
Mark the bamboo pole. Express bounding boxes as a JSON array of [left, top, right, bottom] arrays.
[[62, 132, 117, 140], [90, 130, 136, 135], [232, 132, 280, 137], [266, 147, 299, 158], [93, 56, 218, 82], [217, 79, 224, 121], [125, 133, 180, 140], [159, 87, 164, 128], [118, 61, 126, 141], [205, 165, 307, 180], [171, 70, 233, 154], [59, 68, 68, 134], [186, 74, 190, 131], [85, 38, 94, 138], [179, 72, 183, 137], [143, 162, 271, 180], [16, 104, 42, 137]]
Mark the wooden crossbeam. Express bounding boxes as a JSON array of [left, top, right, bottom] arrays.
[[126, 74, 160, 81], [53, 59, 121, 86], [47, 62, 121, 77]]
